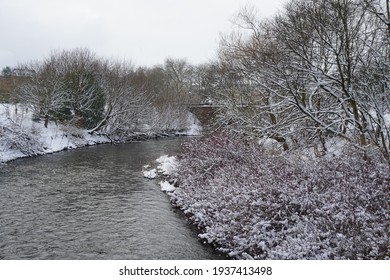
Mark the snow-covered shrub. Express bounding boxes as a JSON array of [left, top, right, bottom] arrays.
[[0, 125, 44, 156], [170, 134, 389, 259]]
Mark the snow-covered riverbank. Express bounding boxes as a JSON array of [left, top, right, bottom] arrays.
[[0, 103, 107, 163], [0, 103, 201, 164], [145, 135, 390, 260]]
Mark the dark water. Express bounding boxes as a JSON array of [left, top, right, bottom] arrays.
[[0, 138, 221, 259]]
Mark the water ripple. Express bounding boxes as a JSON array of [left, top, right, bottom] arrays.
[[0, 139, 223, 259]]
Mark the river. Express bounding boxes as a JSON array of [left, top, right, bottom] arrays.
[[0, 138, 223, 259]]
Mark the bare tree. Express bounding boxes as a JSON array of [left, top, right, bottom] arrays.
[[17, 61, 68, 128], [273, 0, 390, 157], [214, 0, 390, 160], [88, 61, 152, 137], [51, 48, 106, 129], [216, 6, 298, 149]]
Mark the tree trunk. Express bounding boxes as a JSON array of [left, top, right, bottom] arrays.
[[44, 114, 49, 128]]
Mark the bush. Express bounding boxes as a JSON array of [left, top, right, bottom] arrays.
[[169, 134, 390, 259], [0, 125, 44, 157]]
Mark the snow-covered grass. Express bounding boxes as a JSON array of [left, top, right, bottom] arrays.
[[167, 134, 390, 260]]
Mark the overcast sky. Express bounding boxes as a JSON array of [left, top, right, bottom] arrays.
[[0, 0, 285, 68]]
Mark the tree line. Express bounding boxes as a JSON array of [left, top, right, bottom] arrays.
[[10, 0, 390, 162], [210, 0, 390, 162], [15, 48, 211, 138]]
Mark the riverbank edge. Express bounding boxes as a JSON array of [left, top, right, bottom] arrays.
[[0, 131, 199, 165], [145, 155, 232, 259], [166, 187, 234, 259], [0, 103, 202, 165], [157, 136, 390, 260]]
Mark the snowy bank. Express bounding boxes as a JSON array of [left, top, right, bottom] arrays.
[[166, 134, 390, 260], [1, 103, 202, 164], [142, 154, 178, 192], [0, 103, 111, 163]]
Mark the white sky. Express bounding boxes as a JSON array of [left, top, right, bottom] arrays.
[[0, 0, 286, 68]]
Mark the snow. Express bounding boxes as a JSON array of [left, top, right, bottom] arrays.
[[384, 113, 390, 126], [142, 167, 157, 179], [142, 154, 179, 193], [173, 116, 203, 136], [142, 155, 178, 178], [159, 180, 176, 192], [180, 112, 202, 136], [182, 121, 203, 136], [0, 103, 112, 163], [155, 155, 177, 175], [1, 103, 203, 164], [258, 137, 282, 152], [324, 137, 349, 157]]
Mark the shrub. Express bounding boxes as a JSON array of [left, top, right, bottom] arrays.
[[169, 134, 390, 259]]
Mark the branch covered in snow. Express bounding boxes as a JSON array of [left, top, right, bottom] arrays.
[[214, 0, 390, 161], [169, 134, 390, 260]]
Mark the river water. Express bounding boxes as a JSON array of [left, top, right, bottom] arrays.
[[0, 138, 222, 260]]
